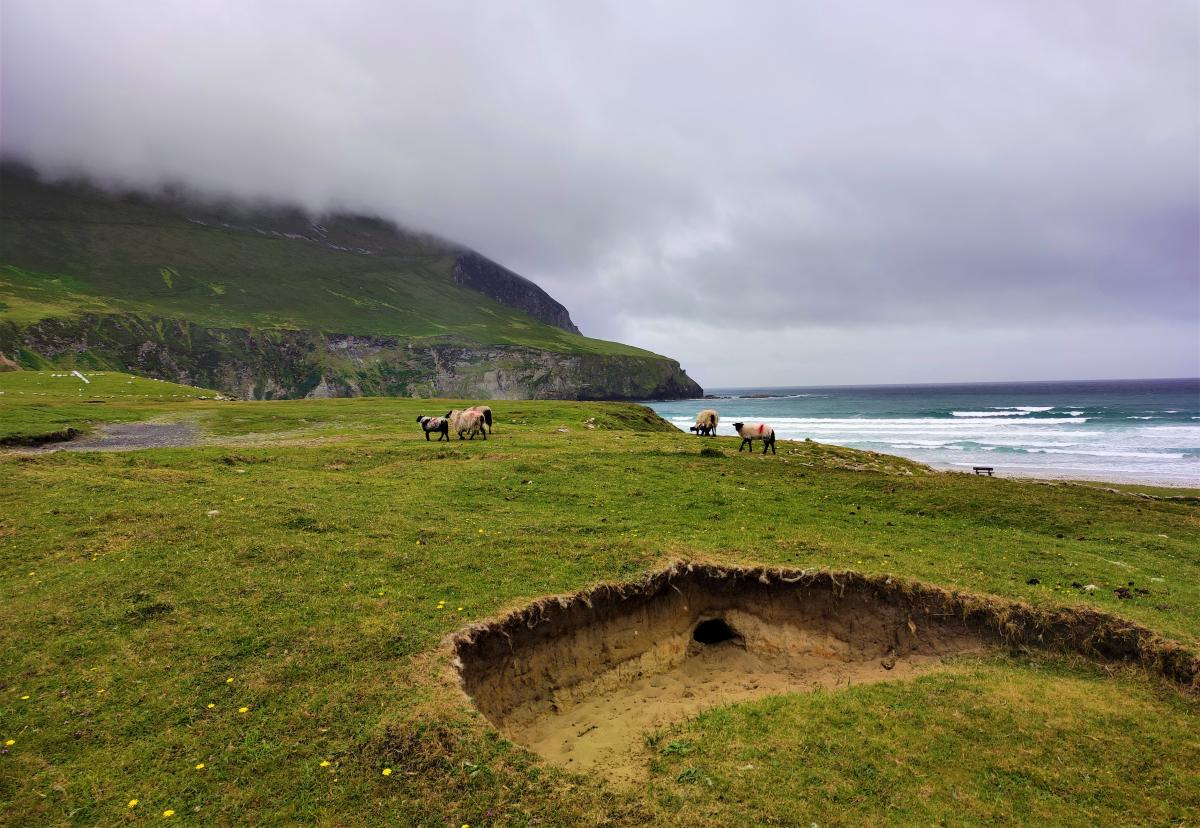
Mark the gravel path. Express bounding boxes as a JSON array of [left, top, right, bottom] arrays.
[[47, 420, 201, 452]]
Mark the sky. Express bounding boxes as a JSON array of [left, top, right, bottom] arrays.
[[2, 1, 1198, 387]]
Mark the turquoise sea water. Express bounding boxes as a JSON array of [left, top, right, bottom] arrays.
[[646, 378, 1200, 486]]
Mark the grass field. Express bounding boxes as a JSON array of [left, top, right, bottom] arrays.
[[1, 373, 1197, 826], [0, 372, 221, 444]]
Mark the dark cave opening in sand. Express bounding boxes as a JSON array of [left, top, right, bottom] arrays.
[[449, 563, 1197, 781], [691, 617, 739, 645]]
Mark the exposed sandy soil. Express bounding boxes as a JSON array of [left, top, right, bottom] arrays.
[[516, 637, 953, 783], [451, 563, 1198, 782]]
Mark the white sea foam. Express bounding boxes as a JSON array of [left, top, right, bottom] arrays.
[[1025, 448, 1185, 459], [657, 388, 1200, 485]]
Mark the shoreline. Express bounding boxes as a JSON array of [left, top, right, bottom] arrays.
[[927, 462, 1200, 492]]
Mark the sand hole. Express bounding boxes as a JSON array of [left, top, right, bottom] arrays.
[[450, 563, 1197, 782], [692, 617, 738, 645]]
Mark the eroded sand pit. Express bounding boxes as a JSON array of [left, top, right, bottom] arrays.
[[450, 563, 1198, 781]]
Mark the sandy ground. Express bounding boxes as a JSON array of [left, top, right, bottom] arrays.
[[513, 642, 948, 784]]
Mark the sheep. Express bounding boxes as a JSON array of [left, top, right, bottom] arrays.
[[443, 405, 493, 434], [689, 409, 719, 437], [445, 408, 487, 440], [471, 405, 493, 434], [732, 421, 776, 454], [416, 415, 450, 441]]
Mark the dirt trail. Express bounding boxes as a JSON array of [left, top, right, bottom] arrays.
[[37, 419, 200, 452], [451, 563, 1198, 783]]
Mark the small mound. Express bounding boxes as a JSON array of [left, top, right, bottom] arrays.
[[450, 563, 1197, 781]]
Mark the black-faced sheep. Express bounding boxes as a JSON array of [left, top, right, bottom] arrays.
[[689, 409, 719, 436], [732, 421, 776, 454], [445, 408, 487, 440], [416, 415, 450, 441]]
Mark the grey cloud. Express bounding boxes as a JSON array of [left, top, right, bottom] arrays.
[[2, 0, 1196, 385]]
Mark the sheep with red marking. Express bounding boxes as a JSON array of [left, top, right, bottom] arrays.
[[416, 415, 450, 441], [732, 421, 776, 454], [445, 408, 487, 440], [689, 409, 719, 436], [471, 405, 493, 434]]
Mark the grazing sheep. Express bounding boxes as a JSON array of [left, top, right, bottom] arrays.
[[470, 405, 493, 434], [689, 409, 719, 436], [732, 421, 776, 454], [416, 415, 450, 441], [445, 408, 487, 440]]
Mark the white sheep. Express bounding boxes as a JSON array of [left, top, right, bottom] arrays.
[[732, 421, 776, 454], [689, 409, 719, 437], [445, 408, 487, 440], [470, 405, 493, 434]]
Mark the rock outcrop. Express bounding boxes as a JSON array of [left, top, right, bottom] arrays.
[[2, 315, 702, 401]]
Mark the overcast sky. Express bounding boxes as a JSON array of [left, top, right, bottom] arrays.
[[3, 1, 1197, 387]]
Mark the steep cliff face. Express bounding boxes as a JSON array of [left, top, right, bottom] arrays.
[[1, 314, 702, 401], [452, 252, 580, 334]]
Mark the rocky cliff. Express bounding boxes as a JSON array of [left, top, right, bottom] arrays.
[[452, 252, 580, 334], [1, 314, 701, 401]]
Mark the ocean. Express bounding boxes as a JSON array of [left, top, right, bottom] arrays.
[[646, 378, 1200, 487]]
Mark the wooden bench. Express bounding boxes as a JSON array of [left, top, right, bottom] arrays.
[[973, 466, 994, 476]]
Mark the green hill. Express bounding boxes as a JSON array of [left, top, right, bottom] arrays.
[[0, 166, 702, 400]]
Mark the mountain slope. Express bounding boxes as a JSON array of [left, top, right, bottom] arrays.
[[0, 167, 701, 400]]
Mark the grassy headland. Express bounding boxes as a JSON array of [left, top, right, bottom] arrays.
[[0, 172, 702, 400], [1, 373, 1196, 825]]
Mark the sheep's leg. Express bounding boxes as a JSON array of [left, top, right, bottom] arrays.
[[425, 431, 430, 441], [770, 438, 776, 454]]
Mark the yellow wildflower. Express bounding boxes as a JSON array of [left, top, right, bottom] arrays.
[[226, 677, 234, 683], [320, 760, 331, 767], [163, 810, 175, 817], [457, 607, 464, 612], [5, 739, 14, 746], [20, 695, 29, 700], [238, 706, 249, 714], [206, 703, 215, 709], [381, 768, 392, 776], [195, 763, 205, 770], [127, 799, 138, 808]]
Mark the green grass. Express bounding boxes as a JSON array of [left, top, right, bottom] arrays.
[[1, 378, 1196, 825], [648, 655, 1199, 825], [0, 371, 220, 442], [0, 175, 655, 357]]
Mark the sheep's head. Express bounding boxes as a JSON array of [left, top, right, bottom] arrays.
[[416, 415, 426, 423], [732, 422, 745, 433]]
